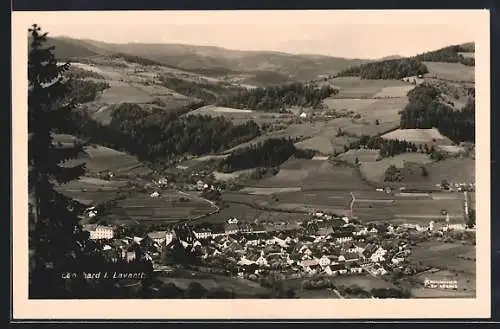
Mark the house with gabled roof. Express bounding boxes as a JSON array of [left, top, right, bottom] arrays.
[[147, 230, 167, 245], [370, 246, 387, 263], [349, 262, 363, 274], [318, 255, 332, 267]]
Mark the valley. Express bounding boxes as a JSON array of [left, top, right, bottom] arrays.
[[44, 36, 476, 299]]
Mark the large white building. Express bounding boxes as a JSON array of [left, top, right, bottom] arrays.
[[84, 225, 114, 240]]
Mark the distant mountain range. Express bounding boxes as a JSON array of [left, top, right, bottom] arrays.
[[43, 36, 475, 83], [45, 36, 371, 81]]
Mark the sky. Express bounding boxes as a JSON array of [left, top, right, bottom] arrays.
[[16, 10, 481, 59]]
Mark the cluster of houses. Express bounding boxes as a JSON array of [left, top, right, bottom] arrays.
[[437, 181, 475, 192], [81, 200, 472, 286]]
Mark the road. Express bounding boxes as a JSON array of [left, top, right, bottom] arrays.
[[332, 288, 345, 299], [349, 192, 356, 217], [178, 190, 220, 212], [463, 191, 469, 218]]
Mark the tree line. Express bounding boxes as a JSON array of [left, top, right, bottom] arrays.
[[217, 138, 314, 173], [414, 45, 475, 66], [68, 78, 110, 103], [346, 135, 420, 158], [336, 58, 429, 80], [67, 66, 106, 80], [399, 84, 475, 143], [216, 82, 337, 112], [70, 103, 262, 163]]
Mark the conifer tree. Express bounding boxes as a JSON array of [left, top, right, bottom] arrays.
[[28, 24, 95, 298]]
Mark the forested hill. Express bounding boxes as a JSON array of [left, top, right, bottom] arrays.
[[70, 103, 262, 163], [217, 138, 315, 173], [399, 84, 475, 143], [415, 43, 475, 66], [216, 82, 337, 112], [336, 42, 474, 79], [336, 58, 428, 79]]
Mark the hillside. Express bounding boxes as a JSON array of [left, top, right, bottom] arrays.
[[50, 37, 369, 83], [415, 42, 475, 66], [45, 37, 113, 59]]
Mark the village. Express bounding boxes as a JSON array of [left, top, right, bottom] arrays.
[[82, 191, 474, 297]]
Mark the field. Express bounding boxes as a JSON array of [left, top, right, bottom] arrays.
[[189, 105, 254, 115], [323, 98, 378, 112], [294, 118, 396, 155], [56, 177, 126, 205], [359, 152, 433, 183], [423, 62, 475, 82], [422, 157, 475, 185], [336, 149, 380, 164], [65, 144, 147, 175], [351, 190, 465, 223], [373, 85, 415, 98], [248, 158, 371, 192], [155, 271, 271, 297], [53, 133, 148, 175], [322, 97, 407, 124], [111, 190, 217, 225], [240, 187, 303, 195], [201, 200, 306, 224], [330, 77, 411, 98], [331, 275, 396, 290], [187, 105, 289, 125], [408, 241, 476, 298], [381, 128, 453, 145], [212, 169, 254, 182], [408, 241, 475, 274]]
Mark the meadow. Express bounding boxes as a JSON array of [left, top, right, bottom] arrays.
[[66, 144, 147, 175], [423, 62, 475, 82], [381, 128, 452, 145], [352, 192, 465, 223], [113, 190, 217, 224], [408, 241, 475, 273], [359, 152, 434, 183], [330, 77, 411, 98], [331, 275, 396, 291]]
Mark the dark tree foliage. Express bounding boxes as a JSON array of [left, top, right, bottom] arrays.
[[69, 104, 261, 162], [67, 66, 106, 80], [347, 135, 418, 158], [158, 76, 246, 103], [28, 24, 100, 298], [336, 58, 428, 80], [109, 52, 163, 66], [216, 82, 337, 112], [68, 79, 110, 103], [414, 45, 475, 66], [370, 287, 411, 298], [384, 165, 403, 182], [217, 138, 298, 173], [399, 84, 475, 143]]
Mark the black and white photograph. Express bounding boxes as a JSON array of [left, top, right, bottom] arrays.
[[12, 9, 490, 319]]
